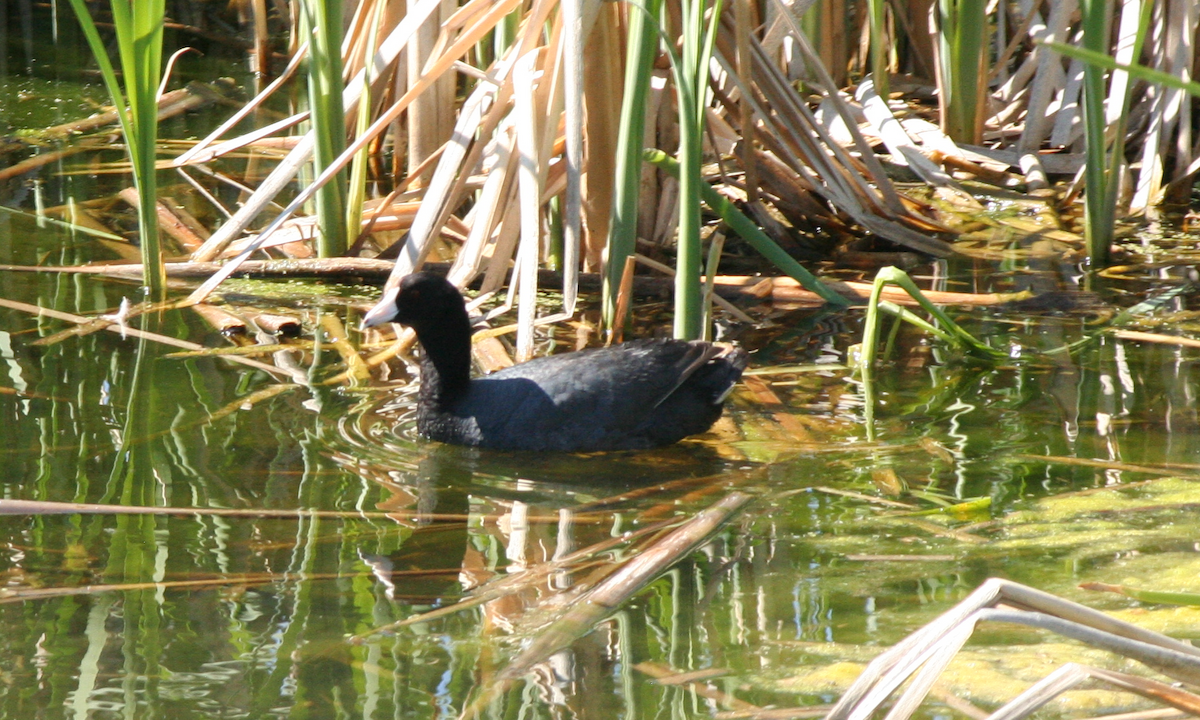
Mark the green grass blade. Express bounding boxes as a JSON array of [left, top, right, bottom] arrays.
[[644, 149, 848, 306], [302, 0, 349, 257], [937, 0, 987, 142], [67, 0, 165, 299], [1041, 41, 1200, 97], [867, 0, 888, 98], [1078, 0, 1113, 266], [871, 267, 1003, 360], [668, 0, 727, 340], [603, 0, 664, 331]]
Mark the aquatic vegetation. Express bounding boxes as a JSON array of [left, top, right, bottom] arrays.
[[63, 0, 166, 298], [3, 0, 1200, 717]]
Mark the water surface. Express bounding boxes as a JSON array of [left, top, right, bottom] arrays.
[[3, 30, 1200, 720]]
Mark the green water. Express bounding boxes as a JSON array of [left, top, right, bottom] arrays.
[[6, 211, 1200, 718], [5, 17, 1200, 720]]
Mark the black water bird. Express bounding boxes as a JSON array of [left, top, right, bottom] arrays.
[[360, 272, 748, 452]]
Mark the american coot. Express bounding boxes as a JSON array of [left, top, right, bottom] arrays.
[[361, 272, 748, 452]]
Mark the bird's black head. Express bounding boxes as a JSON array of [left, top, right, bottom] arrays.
[[361, 272, 466, 330]]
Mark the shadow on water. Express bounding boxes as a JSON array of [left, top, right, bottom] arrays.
[[329, 394, 753, 605]]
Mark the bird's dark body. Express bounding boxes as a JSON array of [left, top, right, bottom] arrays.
[[417, 338, 744, 451], [362, 272, 748, 452]]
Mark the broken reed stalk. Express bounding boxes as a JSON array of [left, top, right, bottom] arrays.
[[0, 297, 287, 378], [184, 0, 524, 305], [825, 578, 1200, 720], [351, 517, 681, 640], [609, 254, 637, 344], [117, 188, 207, 253], [0, 145, 97, 184], [317, 314, 371, 382], [458, 492, 752, 717], [0, 84, 223, 185], [1111, 330, 1200, 349], [634, 252, 756, 323], [986, 664, 1200, 720]]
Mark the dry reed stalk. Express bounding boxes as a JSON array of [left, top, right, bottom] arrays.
[[184, 0, 524, 303], [635, 253, 757, 322], [30, 83, 222, 142], [173, 43, 310, 166], [191, 303, 247, 335], [829, 579, 1200, 720], [165, 341, 308, 359], [1018, 0, 1077, 154], [855, 78, 979, 206], [0, 144, 97, 184], [117, 188, 208, 253], [1016, 453, 1200, 477], [735, 0, 758, 203], [559, 0, 587, 312], [405, 0, 449, 188], [447, 128, 518, 286], [186, 0, 447, 263], [368, 0, 534, 289], [479, 189, 524, 294], [580, 3, 622, 270], [708, 22, 955, 256], [1129, 0, 1198, 211], [0, 297, 288, 378], [1111, 329, 1200, 349], [402, 74, 517, 282], [514, 48, 547, 361], [760, 17, 905, 210], [67, 0, 1194, 315], [990, 665, 1200, 720], [637, 71, 669, 249], [0, 497, 613, 527], [354, 518, 678, 638], [221, 200, 468, 257], [610, 255, 637, 344], [445, 492, 750, 718]]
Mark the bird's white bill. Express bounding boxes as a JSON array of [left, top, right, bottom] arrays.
[[360, 286, 400, 328]]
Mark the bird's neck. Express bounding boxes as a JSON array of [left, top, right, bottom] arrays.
[[414, 314, 472, 405]]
